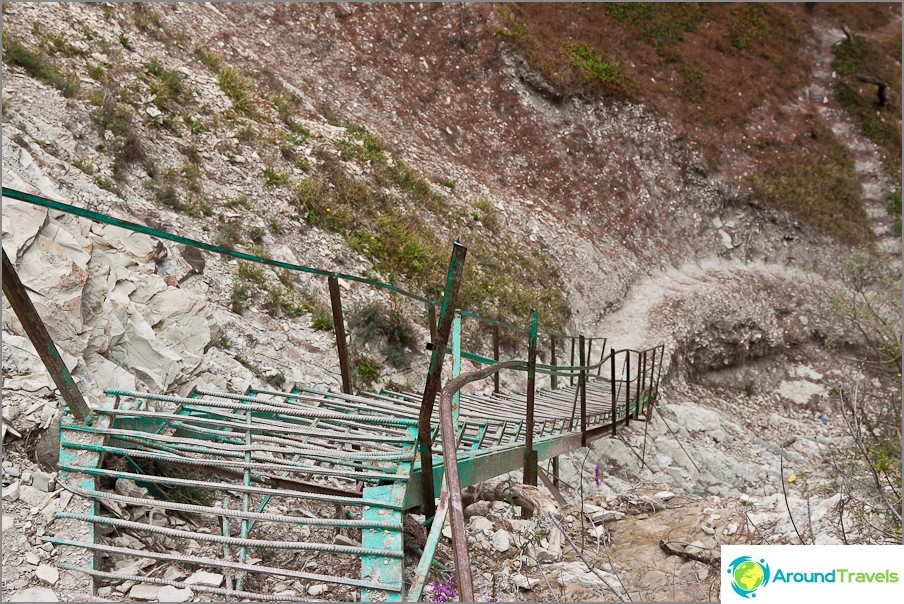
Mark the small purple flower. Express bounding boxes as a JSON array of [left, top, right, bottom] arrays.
[[430, 572, 457, 602], [594, 465, 603, 486]]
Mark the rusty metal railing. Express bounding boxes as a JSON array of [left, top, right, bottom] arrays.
[[410, 339, 665, 601]]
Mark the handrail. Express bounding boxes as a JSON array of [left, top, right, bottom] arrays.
[[437, 360, 525, 601], [1, 187, 608, 342], [430, 343, 666, 601]]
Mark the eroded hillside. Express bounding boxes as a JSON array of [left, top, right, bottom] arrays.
[[1, 3, 901, 602]]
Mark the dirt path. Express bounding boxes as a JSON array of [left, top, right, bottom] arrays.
[[807, 22, 901, 267], [593, 258, 807, 360]]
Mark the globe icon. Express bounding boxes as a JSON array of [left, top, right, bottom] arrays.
[[733, 560, 765, 592]]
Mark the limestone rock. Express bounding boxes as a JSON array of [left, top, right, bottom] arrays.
[[307, 584, 328, 597], [512, 574, 539, 590], [9, 587, 59, 602], [129, 583, 162, 601], [35, 564, 59, 585], [32, 471, 54, 492], [3, 480, 20, 501], [469, 516, 493, 532], [157, 586, 193, 602], [492, 529, 511, 553], [184, 570, 224, 587], [1, 198, 48, 261]]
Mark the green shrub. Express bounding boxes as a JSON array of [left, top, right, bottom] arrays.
[[311, 312, 334, 332], [349, 301, 416, 368], [354, 355, 381, 390], [218, 66, 252, 113]]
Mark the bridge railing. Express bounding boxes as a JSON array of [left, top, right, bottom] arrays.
[[419, 333, 664, 601]]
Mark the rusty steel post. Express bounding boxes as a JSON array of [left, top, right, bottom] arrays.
[[427, 302, 437, 346], [639, 350, 647, 416], [611, 351, 617, 436], [569, 337, 576, 386], [597, 337, 607, 376], [579, 334, 587, 446], [625, 351, 631, 428], [327, 274, 352, 395], [550, 335, 557, 390], [552, 456, 560, 488], [417, 242, 467, 520], [523, 309, 539, 488], [2, 249, 91, 421], [492, 324, 500, 394], [586, 337, 594, 378]]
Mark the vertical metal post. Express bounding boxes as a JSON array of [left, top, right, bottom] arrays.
[[552, 456, 560, 488], [569, 337, 576, 386], [523, 308, 538, 488], [418, 242, 467, 520], [427, 303, 437, 345], [610, 351, 617, 436], [2, 249, 91, 421], [625, 351, 631, 428], [492, 324, 500, 394], [597, 337, 607, 376], [639, 351, 647, 416], [579, 334, 587, 446], [586, 337, 594, 379], [550, 335, 557, 390], [652, 346, 664, 405], [328, 274, 352, 395], [451, 311, 462, 430]]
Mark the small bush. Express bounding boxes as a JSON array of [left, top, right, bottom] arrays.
[[354, 355, 381, 390], [218, 66, 252, 113], [349, 301, 416, 368], [231, 282, 250, 314], [311, 312, 334, 332], [564, 40, 635, 97], [264, 165, 289, 188], [744, 379, 758, 396]]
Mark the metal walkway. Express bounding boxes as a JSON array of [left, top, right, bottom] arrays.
[[2, 187, 665, 601]]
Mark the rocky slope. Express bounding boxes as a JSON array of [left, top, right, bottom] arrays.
[[2, 3, 901, 602]]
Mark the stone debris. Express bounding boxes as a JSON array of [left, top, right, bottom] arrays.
[[156, 585, 193, 602], [469, 515, 493, 532], [183, 570, 224, 588], [35, 564, 59, 585], [307, 584, 328, 597], [31, 471, 54, 492], [8, 587, 59, 602], [3, 481, 20, 502], [491, 529, 511, 553], [128, 583, 162, 601], [512, 573, 539, 590]]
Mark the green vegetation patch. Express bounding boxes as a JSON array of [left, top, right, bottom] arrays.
[[752, 127, 871, 246], [832, 32, 902, 183], [563, 41, 636, 97], [2, 32, 79, 97]]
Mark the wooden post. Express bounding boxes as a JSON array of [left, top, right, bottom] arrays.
[[2, 250, 90, 421], [328, 274, 352, 395]]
